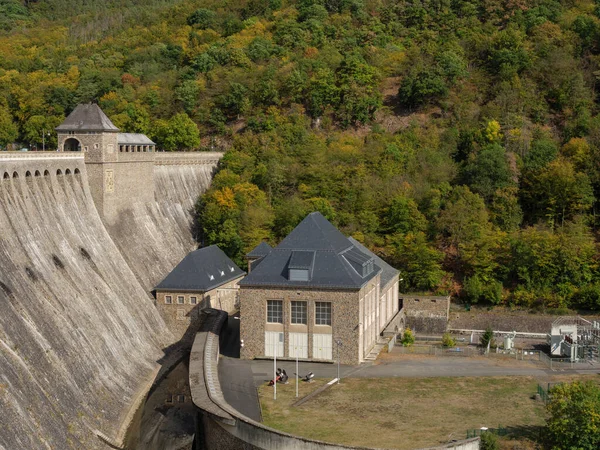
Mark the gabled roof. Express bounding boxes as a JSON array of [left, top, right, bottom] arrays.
[[118, 133, 155, 145], [246, 241, 272, 258], [155, 245, 245, 292], [56, 104, 119, 132], [240, 212, 383, 290], [347, 237, 399, 289]]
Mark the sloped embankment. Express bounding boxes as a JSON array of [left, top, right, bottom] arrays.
[[0, 159, 173, 449]]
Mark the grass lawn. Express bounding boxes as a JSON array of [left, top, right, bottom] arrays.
[[259, 375, 599, 450]]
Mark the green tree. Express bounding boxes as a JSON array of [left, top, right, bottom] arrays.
[[462, 143, 514, 201], [437, 186, 491, 246], [490, 187, 523, 232], [398, 66, 448, 108], [151, 113, 200, 151], [480, 327, 495, 348], [187, 8, 216, 29], [546, 381, 600, 450], [0, 107, 18, 148], [23, 114, 63, 149], [390, 232, 445, 292], [386, 195, 427, 234], [521, 158, 594, 227]]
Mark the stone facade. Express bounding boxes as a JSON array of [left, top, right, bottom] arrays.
[[403, 295, 450, 334], [58, 128, 156, 224], [240, 272, 389, 365], [56, 119, 221, 225], [156, 275, 243, 341]]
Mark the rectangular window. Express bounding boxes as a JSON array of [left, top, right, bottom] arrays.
[[267, 300, 283, 323], [190, 296, 197, 305], [165, 295, 172, 304], [177, 394, 185, 403], [315, 302, 331, 326], [166, 394, 173, 403], [177, 296, 184, 304], [291, 301, 307, 325]]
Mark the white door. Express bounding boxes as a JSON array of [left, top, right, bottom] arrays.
[[265, 331, 284, 357], [313, 334, 333, 360], [289, 332, 308, 358]]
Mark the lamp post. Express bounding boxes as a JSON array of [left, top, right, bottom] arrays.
[[42, 130, 50, 151], [335, 338, 342, 384]]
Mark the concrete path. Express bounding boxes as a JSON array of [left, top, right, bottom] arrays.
[[218, 316, 262, 422]]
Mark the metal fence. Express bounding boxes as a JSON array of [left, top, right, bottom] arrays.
[[537, 351, 592, 370], [537, 384, 550, 404], [466, 427, 508, 439], [395, 344, 483, 357]]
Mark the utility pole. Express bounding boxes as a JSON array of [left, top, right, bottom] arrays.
[[42, 130, 50, 151], [335, 339, 342, 384]]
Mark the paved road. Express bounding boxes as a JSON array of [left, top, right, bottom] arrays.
[[218, 335, 600, 422]]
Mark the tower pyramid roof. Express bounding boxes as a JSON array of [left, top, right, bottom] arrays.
[[56, 104, 119, 132]]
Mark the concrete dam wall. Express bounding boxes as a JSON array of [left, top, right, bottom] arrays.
[[0, 152, 219, 449], [107, 154, 220, 291]]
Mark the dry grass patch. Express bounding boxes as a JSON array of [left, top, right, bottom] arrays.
[[259, 375, 599, 449]]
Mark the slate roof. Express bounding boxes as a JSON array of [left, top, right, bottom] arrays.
[[239, 212, 383, 290], [155, 245, 245, 292], [246, 241, 272, 258], [348, 237, 399, 289], [56, 104, 120, 132], [118, 133, 155, 145]]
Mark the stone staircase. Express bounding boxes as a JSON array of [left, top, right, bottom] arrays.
[[364, 337, 390, 362]]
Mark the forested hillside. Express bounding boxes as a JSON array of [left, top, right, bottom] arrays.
[[2, 0, 600, 309]]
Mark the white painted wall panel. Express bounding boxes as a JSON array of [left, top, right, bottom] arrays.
[[289, 332, 308, 358], [313, 334, 332, 360]]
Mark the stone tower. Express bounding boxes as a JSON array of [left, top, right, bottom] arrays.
[[56, 104, 156, 224]]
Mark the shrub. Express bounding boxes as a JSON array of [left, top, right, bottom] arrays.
[[442, 332, 456, 348], [480, 432, 499, 450], [401, 327, 415, 347]]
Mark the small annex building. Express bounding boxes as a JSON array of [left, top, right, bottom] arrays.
[[239, 212, 400, 365], [154, 245, 245, 340]]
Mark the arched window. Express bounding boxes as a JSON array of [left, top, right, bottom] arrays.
[[65, 169, 71, 175], [3, 172, 9, 180], [56, 169, 62, 176], [74, 168, 80, 175], [43, 170, 50, 177], [34, 170, 41, 177], [25, 171, 31, 178], [12, 172, 18, 179]]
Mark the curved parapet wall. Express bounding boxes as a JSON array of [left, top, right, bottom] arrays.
[[190, 310, 480, 450], [105, 152, 222, 291], [0, 153, 173, 449]]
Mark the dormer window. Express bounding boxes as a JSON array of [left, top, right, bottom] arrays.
[[289, 269, 309, 281], [220, 270, 225, 276], [209, 274, 214, 281], [288, 251, 315, 282]]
